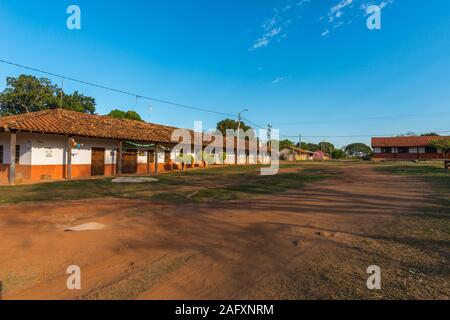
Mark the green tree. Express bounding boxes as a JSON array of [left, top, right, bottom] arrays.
[[107, 109, 143, 121], [430, 139, 450, 159], [277, 139, 295, 150], [0, 74, 96, 115], [0, 75, 58, 115], [217, 118, 252, 135], [332, 149, 347, 160], [345, 143, 373, 159], [319, 141, 335, 153], [421, 133, 440, 136], [299, 142, 320, 152], [62, 91, 96, 114]]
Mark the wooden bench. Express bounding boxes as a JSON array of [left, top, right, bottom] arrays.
[[445, 160, 450, 169]]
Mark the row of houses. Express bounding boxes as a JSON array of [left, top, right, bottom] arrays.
[[0, 109, 271, 185], [280, 136, 449, 162], [0, 109, 448, 184]]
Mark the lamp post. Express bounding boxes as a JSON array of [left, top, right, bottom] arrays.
[[236, 109, 249, 165]]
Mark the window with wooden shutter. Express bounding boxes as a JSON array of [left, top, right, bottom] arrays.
[[148, 150, 155, 163], [15, 145, 20, 164], [425, 146, 438, 153], [164, 151, 171, 163], [0, 146, 3, 164]]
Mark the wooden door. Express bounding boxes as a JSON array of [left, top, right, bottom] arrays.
[[91, 148, 105, 176], [122, 149, 137, 174]]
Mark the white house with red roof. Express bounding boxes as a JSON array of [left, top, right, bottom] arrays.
[[371, 136, 449, 161]]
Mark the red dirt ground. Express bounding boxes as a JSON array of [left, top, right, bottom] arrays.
[[0, 164, 448, 299]]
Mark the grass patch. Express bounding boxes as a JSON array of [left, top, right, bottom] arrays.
[[151, 167, 337, 203], [0, 164, 337, 204]]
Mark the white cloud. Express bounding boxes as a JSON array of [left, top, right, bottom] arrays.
[[250, 26, 282, 50], [361, 0, 394, 15], [297, 0, 311, 6], [328, 0, 354, 22], [250, 1, 312, 51], [272, 77, 285, 84], [322, 0, 394, 37]]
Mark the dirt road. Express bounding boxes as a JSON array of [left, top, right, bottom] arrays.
[[0, 164, 448, 299]]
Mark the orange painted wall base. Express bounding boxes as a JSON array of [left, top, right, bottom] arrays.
[[0, 162, 202, 184]]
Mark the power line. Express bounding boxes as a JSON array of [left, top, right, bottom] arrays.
[[279, 130, 450, 140], [0, 59, 236, 117], [274, 111, 450, 126], [241, 117, 266, 130], [2, 59, 448, 141], [302, 130, 450, 138]]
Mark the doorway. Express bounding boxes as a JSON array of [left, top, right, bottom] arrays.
[[91, 148, 105, 176], [122, 149, 138, 174]]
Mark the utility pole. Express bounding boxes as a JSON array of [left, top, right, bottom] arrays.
[[60, 79, 64, 109], [267, 124, 272, 155], [298, 134, 302, 149], [236, 109, 248, 165], [148, 104, 153, 123]]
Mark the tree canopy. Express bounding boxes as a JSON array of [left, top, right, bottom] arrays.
[[0, 75, 96, 115], [278, 139, 295, 150], [107, 109, 143, 121], [297, 142, 334, 153], [318, 141, 335, 153], [430, 139, 450, 159], [299, 142, 320, 152], [217, 118, 252, 135], [344, 143, 373, 159], [421, 133, 440, 136], [332, 149, 347, 160]]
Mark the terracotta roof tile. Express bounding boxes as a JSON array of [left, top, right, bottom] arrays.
[[0, 109, 249, 149], [372, 136, 450, 147], [0, 109, 185, 143]]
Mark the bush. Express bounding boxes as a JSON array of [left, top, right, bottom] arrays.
[[219, 151, 227, 164], [176, 154, 195, 165]]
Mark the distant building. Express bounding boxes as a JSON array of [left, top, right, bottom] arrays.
[[313, 150, 330, 161], [371, 136, 449, 160], [280, 146, 330, 161], [280, 146, 314, 161]]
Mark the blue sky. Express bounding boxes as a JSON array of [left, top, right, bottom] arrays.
[[1, 0, 449, 147]]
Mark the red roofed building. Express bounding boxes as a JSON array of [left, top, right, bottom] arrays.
[[371, 136, 450, 160], [0, 109, 267, 185]]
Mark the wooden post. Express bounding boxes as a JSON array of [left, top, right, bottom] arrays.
[[9, 132, 16, 185], [67, 137, 72, 180], [117, 141, 123, 175], [154, 144, 159, 176], [147, 150, 151, 175]]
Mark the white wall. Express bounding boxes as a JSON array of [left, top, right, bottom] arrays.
[[0, 132, 32, 165], [0, 132, 276, 168], [31, 134, 66, 165], [30, 134, 119, 166], [138, 151, 147, 164], [0, 132, 9, 164]]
